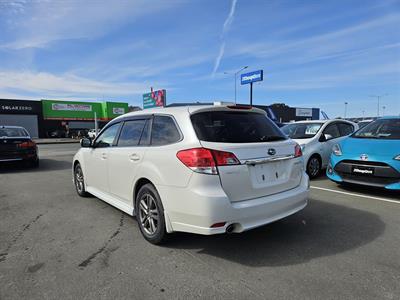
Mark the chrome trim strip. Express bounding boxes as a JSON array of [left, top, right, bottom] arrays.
[[244, 154, 295, 165]]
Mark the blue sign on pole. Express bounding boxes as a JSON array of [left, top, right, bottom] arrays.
[[240, 70, 263, 85]]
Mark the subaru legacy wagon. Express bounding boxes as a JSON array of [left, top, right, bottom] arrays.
[[73, 105, 309, 244]]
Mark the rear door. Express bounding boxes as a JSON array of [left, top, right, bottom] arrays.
[[190, 108, 303, 202], [107, 117, 151, 203]]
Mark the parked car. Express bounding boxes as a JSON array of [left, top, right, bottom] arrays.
[[357, 119, 374, 129], [47, 129, 66, 138], [0, 125, 39, 167], [327, 116, 400, 190], [281, 120, 358, 178], [72, 105, 309, 244], [88, 129, 99, 139]]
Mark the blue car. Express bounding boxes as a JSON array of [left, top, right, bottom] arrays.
[[327, 116, 400, 190]]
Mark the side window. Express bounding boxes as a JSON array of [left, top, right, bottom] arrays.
[[94, 123, 120, 148], [139, 119, 151, 145], [338, 123, 354, 136], [151, 116, 181, 146], [117, 119, 147, 147], [323, 123, 340, 140]]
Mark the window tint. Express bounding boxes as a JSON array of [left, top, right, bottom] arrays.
[[338, 123, 354, 136], [282, 123, 323, 139], [117, 119, 147, 147], [0, 127, 29, 137], [353, 119, 400, 140], [151, 116, 181, 146], [191, 111, 287, 143], [94, 123, 120, 147], [139, 119, 151, 145], [323, 123, 340, 140]]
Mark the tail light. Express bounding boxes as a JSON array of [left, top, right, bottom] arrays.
[[176, 148, 240, 175], [294, 144, 302, 157], [17, 141, 36, 149]]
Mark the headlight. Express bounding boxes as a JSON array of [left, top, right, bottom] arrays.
[[394, 154, 400, 161], [332, 144, 342, 156]]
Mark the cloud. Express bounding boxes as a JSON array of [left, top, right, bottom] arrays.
[[0, 0, 180, 49], [211, 42, 226, 77], [212, 0, 238, 76], [0, 71, 155, 99], [223, 0, 238, 34]]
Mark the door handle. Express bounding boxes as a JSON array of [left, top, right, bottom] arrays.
[[101, 153, 107, 159], [129, 154, 140, 162]]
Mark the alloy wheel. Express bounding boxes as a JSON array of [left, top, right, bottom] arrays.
[[138, 194, 159, 236], [75, 166, 84, 193], [308, 157, 320, 177]]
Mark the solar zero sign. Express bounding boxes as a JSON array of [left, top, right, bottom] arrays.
[[241, 70, 263, 85]]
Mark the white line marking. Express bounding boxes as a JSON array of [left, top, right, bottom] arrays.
[[310, 186, 400, 204]]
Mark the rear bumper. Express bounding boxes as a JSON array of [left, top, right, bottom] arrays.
[[158, 173, 309, 235]]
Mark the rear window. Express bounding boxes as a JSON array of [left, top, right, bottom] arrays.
[[151, 115, 181, 146], [190, 111, 287, 143], [0, 127, 29, 137]]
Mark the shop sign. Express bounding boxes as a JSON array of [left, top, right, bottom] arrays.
[[52, 103, 92, 112]]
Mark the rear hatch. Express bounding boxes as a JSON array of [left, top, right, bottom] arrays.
[[0, 127, 32, 160], [190, 107, 303, 202]]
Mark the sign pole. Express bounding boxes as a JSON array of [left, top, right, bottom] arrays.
[[250, 82, 253, 106], [94, 112, 98, 133]]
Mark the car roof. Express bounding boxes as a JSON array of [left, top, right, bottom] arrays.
[[114, 105, 266, 121], [379, 116, 400, 120], [0, 125, 26, 129]]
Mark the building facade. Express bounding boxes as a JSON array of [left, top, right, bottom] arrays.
[[0, 99, 128, 138]]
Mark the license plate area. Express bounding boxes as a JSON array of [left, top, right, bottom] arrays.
[[352, 166, 374, 176], [254, 161, 286, 184]]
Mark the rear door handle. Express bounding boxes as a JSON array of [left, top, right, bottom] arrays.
[[129, 154, 140, 162]]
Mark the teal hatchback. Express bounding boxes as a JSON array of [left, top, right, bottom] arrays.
[[327, 117, 400, 190]]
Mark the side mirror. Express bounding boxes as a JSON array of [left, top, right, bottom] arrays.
[[324, 134, 333, 141], [80, 138, 92, 148]]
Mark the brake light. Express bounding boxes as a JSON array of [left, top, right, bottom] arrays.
[[210, 149, 240, 165], [17, 141, 36, 149], [176, 148, 240, 175], [294, 144, 302, 157]]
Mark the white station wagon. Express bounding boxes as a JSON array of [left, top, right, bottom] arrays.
[[73, 105, 309, 244]]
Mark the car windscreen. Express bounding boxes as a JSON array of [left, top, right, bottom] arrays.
[[190, 111, 287, 143], [281, 123, 323, 139], [0, 127, 29, 137], [352, 119, 400, 140]]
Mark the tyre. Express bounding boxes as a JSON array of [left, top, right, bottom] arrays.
[[307, 155, 321, 179], [135, 183, 167, 245], [74, 163, 89, 197], [27, 158, 39, 168]]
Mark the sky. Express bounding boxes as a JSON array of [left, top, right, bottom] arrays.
[[0, 0, 399, 118]]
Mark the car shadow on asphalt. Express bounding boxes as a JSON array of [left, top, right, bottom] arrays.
[[165, 198, 385, 267], [0, 159, 72, 173]]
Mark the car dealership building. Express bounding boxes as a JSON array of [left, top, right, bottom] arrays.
[[0, 99, 128, 138]]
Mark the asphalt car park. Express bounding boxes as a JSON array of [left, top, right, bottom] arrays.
[[0, 143, 399, 299]]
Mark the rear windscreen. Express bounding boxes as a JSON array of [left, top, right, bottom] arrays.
[[190, 111, 287, 143], [0, 128, 29, 137]]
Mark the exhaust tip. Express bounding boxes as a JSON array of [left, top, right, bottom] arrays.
[[226, 224, 235, 234]]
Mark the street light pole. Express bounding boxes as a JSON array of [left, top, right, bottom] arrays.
[[344, 101, 348, 119], [382, 105, 386, 116], [225, 66, 248, 104], [369, 94, 388, 117]]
